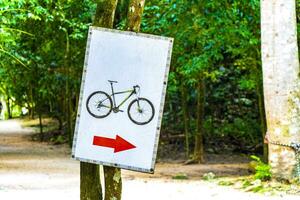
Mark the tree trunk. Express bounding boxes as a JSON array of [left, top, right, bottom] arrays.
[[80, 162, 102, 200], [104, 167, 122, 200], [6, 96, 12, 119], [64, 30, 73, 147], [94, 0, 119, 28], [193, 75, 205, 163], [80, 1, 118, 200], [38, 112, 43, 141], [261, 0, 300, 180], [103, 1, 146, 199], [29, 86, 35, 119], [255, 69, 268, 162], [115, 0, 130, 25], [180, 83, 190, 158], [126, 0, 145, 32]]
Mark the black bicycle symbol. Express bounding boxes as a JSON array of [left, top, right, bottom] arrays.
[[86, 80, 155, 125]]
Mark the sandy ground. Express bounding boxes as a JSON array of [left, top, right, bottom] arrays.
[[0, 119, 299, 200]]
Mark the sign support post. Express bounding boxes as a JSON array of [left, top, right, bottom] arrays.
[[79, 1, 118, 200]]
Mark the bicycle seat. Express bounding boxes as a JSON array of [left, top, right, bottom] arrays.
[[108, 80, 118, 83]]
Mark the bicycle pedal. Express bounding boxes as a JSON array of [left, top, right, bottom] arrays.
[[119, 109, 124, 112]]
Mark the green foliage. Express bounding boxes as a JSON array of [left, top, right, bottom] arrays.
[[0, 0, 271, 154], [0, 0, 96, 135], [251, 155, 272, 181], [141, 0, 264, 153]]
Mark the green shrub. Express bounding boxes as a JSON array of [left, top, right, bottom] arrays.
[[251, 155, 272, 181]]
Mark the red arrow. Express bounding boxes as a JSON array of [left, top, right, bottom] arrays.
[[93, 135, 136, 153]]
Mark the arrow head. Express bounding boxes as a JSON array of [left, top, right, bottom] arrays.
[[114, 135, 136, 153]]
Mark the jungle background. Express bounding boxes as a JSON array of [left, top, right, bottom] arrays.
[[0, 0, 269, 160], [1, 0, 300, 199]]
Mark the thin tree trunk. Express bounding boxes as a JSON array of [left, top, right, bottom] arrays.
[[68, 97, 74, 145], [255, 69, 268, 162], [126, 0, 145, 32], [6, 96, 12, 119], [104, 1, 145, 199], [80, 1, 118, 200], [193, 75, 205, 163], [80, 162, 102, 200], [94, 0, 119, 28], [104, 167, 122, 200], [261, 0, 300, 180], [38, 112, 43, 141], [180, 83, 190, 158], [29, 86, 35, 119], [115, 0, 130, 24], [64, 30, 73, 147]]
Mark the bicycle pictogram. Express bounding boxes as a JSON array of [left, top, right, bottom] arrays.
[[86, 80, 155, 125]]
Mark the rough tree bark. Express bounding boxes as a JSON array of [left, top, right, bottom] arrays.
[[104, 166, 122, 200], [126, 0, 145, 32], [80, 162, 102, 200], [80, 1, 118, 200], [94, 0, 119, 28], [261, 0, 300, 180]]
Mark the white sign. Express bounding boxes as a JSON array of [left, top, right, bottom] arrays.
[[72, 27, 173, 173]]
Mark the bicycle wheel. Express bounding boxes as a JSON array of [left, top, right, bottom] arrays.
[[127, 98, 155, 125], [86, 91, 112, 118]]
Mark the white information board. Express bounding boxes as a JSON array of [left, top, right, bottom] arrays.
[[72, 27, 173, 173]]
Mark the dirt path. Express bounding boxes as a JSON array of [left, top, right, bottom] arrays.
[[0, 119, 298, 200]]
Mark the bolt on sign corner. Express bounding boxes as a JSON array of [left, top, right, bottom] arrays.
[[72, 26, 173, 173]]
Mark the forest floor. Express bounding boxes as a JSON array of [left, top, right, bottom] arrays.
[[0, 119, 299, 200]]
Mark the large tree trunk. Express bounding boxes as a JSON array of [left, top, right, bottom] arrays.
[[80, 1, 118, 200], [261, 0, 300, 180]]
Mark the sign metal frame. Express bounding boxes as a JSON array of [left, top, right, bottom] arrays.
[[72, 26, 173, 173]]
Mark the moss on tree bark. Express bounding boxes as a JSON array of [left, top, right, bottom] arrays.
[[104, 166, 122, 200], [80, 162, 102, 200], [126, 0, 145, 32], [94, 0, 119, 28]]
